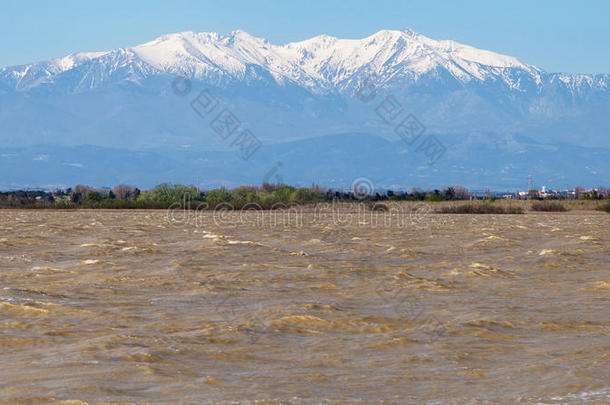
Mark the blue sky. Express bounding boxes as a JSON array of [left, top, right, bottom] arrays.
[[2, 0, 609, 73]]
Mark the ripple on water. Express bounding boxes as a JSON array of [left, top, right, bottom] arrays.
[[0, 210, 608, 403]]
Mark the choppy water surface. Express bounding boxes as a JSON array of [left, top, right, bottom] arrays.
[[0, 210, 608, 404]]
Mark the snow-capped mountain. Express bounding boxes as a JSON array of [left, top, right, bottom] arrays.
[[0, 29, 608, 189], [2, 28, 596, 92]]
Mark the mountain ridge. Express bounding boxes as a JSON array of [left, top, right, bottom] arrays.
[[0, 28, 608, 188], [3, 28, 607, 93]]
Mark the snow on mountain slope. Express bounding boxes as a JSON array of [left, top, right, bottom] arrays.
[[279, 29, 540, 87], [1, 28, 608, 147], [0, 29, 548, 93], [131, 28, 541, 86], [0, 51, 109, 90]]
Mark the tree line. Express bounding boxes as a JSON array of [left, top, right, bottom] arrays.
[[0, 183, 608, 209]]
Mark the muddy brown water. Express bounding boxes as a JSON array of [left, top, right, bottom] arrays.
[[0, 209, 608, 404]]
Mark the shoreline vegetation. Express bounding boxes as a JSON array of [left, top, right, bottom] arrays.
[[1, 183, 608, 213]]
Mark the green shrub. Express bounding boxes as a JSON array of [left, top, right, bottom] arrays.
[[290, 188, 323, 203], [138, 183, 202, 204], [272, 186, 297, 202], [426, 190, 443, 202], [205, 188, 232, 206], [54, 200, 77, 209], [85, 192, 103, 202], [257, 192, 278, 209], [230, 187, 260, 208]]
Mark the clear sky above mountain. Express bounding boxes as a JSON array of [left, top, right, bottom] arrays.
[[1, 0, 609, 74]]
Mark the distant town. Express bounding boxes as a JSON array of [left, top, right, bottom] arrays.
[[475, 186, 608, 200]]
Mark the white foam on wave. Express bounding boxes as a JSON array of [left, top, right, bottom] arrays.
[[82, 259, 100, 265], [546, 388, 610, 402]]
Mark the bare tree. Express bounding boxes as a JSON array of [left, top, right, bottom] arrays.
[[70, 184, 90, 203], [410, 187, 425, 200], [453, 185, 470, 200], [95, 188, 112, 198], [112, 184, 140, 200]]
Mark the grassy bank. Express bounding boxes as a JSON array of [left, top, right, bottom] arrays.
[[429, 199, 604, 213], [531, 201, 568, 212], [435, 203, 524, 214], [598, 201, 610, 213]]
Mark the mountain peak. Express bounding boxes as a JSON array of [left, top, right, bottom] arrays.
[[401, 27, 419, 37], [220, 29, 267, 47], [0, 28, 589, 94], [226, 29, 255, 38]]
